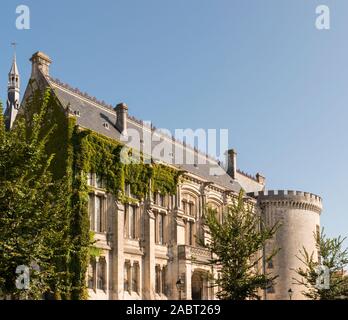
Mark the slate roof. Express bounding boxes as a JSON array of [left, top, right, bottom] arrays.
[[45, 76, 262, 194]]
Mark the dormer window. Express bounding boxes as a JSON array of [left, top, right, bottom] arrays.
[[103, 122, 109, 129], [74, 110, 81, 117]]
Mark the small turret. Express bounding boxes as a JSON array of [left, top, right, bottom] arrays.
[[5, 51, 20, 130]]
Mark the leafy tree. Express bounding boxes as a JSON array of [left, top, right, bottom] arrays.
[[0, 90, 72, 299], [202, 189, 280, 300], [294, 228, 348, 300]]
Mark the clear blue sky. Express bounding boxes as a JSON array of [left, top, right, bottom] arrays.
[[0, 0, 347, 240]]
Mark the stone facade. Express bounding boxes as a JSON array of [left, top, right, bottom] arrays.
[[11, 51, 322, 300], [248, 190, 322, 300]]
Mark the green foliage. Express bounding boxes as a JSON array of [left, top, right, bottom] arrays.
[[202, 189, 280, 300], [0, 89, 72, 299], [152, 164, 180, 195], [294, 228, 348, 300], [73, 130, 180, 201], [0, 85, 180, 300], [63, 113, 181, 300], [88, 232, 102, 258], [21, 81, 70, 179]]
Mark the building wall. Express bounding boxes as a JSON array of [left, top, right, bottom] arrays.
[[249, 190, 322, 300], [86, 172, 232, 300], [87, 173, 322, 301]]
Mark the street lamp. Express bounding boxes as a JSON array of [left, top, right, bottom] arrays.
[[288, 288, 293, 300], [176, 277, 184, 300]]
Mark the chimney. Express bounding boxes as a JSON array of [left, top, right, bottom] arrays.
[[226, 149, 237, 180], [30, 51, 52, 78], [114, 102, 128, 134], [256, 172, 266, 185]]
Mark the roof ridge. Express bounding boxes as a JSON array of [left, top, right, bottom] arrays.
[[237, 169, 257, 181], [48, 76, 257, 172], [48, 76, 115, 111]]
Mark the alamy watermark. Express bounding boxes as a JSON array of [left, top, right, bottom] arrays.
[[119, 123, 229, 176], [15, 263, 41, 290], [315, 264, 330, 290], [15, 5, 30, 30], [316, 5, 330, 30]]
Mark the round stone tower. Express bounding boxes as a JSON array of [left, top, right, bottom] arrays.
[[248, 190, 322, 300]]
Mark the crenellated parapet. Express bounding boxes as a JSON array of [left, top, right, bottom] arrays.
[[247, 190, 322, 214]]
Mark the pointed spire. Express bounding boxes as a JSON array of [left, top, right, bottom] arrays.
[[9, 42, 19, 76], [9, 54, 19, 76], [5, 43, 20, 130]]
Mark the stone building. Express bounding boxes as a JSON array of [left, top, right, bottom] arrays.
[[4, 51, 322, 300]]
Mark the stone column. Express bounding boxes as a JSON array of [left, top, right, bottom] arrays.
[[111, 199, 125, 299], [143, 204, 156, 299]]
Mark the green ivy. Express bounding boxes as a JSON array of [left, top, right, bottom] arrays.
[[72, 128, 180, 201], [20, 86, 181, 299]]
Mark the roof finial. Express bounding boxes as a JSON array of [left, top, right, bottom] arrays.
[[11, 42, 17, 60]]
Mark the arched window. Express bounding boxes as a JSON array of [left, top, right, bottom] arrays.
[[181, 193, 197, 217], [182, 193, 198, 246], [207, 202, 223, 224]]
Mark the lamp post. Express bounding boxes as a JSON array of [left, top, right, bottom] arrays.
[[176, 277, 184, 300], [288, 288, 293, 300]]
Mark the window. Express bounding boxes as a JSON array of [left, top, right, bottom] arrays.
[[158, 214, 164, 244], [88, 260, 96, 289], [89, 194, 94, 230], [129, 205, 135, 239], [182, 200, 186, 213], [97, 258, 106, 291], [155, 265, 167, 295], [95, 195, 102, 232], [89, 194, 104, 232], [208, 203, 222, 223], [155, 265, 161, 294], [159, 213, 164, 244], [162, 266, 167, 295], [96, 175, 105, 188], [124, 261, 130, 292], [125, 204, 137, 239], [155, 213, 165, 244], [188, 202, 194, 216], [124, 261, 139, 294], [159, 194, 165, 207], [74, 110, 81, 117], [182, 194, 197, 217], [132, 263, 139, 294]]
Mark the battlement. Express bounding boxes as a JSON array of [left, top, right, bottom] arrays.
[[247, 190, 323, 213]]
